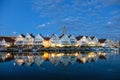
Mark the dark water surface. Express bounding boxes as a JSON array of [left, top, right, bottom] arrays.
[[0, 51, 120, 80]]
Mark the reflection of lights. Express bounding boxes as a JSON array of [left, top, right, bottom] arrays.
[[75, 53, 79, 56], [80, 57, 87, 63], [16, 59, 24, 66], [43, 52, 50, 60], [88, 52, 96, 58]]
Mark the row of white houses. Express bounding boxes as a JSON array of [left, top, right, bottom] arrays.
[[0, 33, 117, 48], [14, 33, 116, 48]]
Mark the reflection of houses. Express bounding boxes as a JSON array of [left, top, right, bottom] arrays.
[[69, 35, 77, 46], [87, 52, 98, 62], [99, 39, 110, 47], [59, 34, 71, 47], [34, 55, 44, 66], [14, 55, 25, 66], [50, 34, 59, 47], [24, 55, 34, 66], [69, 56, 77, 64], [0, 37, 15, 47], [23, 33, 35, 46], [14, 34, 25, 46], [34, 34, 44, 46], [50, 53, 61, 66], [60, 55, 70, 66]]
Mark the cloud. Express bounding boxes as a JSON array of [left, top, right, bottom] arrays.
[[38, 24, 46, 28]]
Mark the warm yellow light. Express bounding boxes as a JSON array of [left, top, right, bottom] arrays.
[[88, 52, 96, 58], [43, 52, 50, 60]]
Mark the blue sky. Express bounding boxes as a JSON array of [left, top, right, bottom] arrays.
[[0, 0, 120, 40]]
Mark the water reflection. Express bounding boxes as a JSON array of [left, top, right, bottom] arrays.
[[0, 50, 119, 67]]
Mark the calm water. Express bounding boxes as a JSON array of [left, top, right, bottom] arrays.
[[0, 51, 120, 80]]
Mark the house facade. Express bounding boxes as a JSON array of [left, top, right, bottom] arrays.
[[76, 36, 89, 46], [50, 34, 59, 47], [59, 34, 71, 47], [14, 34, 25, 46], [23, 33, 34, 46], [99, 39, 110, 47], [34, 34, 44, 46], [43, 37, 50, 48], [88, 36, 98, 46], [69, 35, 77, 46]]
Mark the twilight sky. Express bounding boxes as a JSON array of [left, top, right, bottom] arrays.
[[0, 0, 120, 40]]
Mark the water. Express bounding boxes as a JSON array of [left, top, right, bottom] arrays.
[[0, 51, 120, 80]]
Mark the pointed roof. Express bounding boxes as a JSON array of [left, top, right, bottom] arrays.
[[35, 34, 44, 38], [44, 37, 50, 41], [29, 34, 35, 38], [99, 39, 107, 43], [59, 34, 65, 39], [90, 36, 95, 40], [20, 34, 25, 38], [68, 34, 72, 38], [75, 36, 84, 40], [50, 34, 58, 38]]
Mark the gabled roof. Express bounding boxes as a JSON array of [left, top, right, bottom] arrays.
[[44, 37, 50, 41], [0, 36, 15, 42], [50, 34, 57, 38], [39, 34, 44, 38], [59, 34, 65, 39], [68, 35, 72, 38], [75, 36, 84, 40], [29, 34, 35, 38], [36, 34, 44, 38], [90, 36, 95, 40], [99, 39, 107, 43], [20, 34, 25, 38]]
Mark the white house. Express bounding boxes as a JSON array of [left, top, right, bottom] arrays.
[[50, 34, 59, 47], [14, 34, 25, 46], [23, 33, 35, 46], [59, 34, 71, 47], [68, 35, 77, 46], [99, 39, 110, 47], [76, 36, 89, 46], [34, 34, 44, 46], [89, 36, 98, 46]]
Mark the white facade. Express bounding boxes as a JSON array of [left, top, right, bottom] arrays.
[[89, 36, 98, 46], [50, 34, 59, 47], [76, 36, 89, 46], [34, 34, 44, 46], [59, 34, 71, 47], [69, 35, 77, 46], [14, 34, 25, 46], [23, 33, 34, 46], [99, 39, 110, 47]]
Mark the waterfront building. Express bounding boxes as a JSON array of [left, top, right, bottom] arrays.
[[50, 34, 59, 47], [34, 34, 44, 47], [89, 36, 98, 46], [0, 37, 15, 47], [23, 33, 35, 46], [76, 36, 89, 46], [59, 34, 71, 47], [68, 35, 77, 46], [98, 39, 110, 47], [14, 34, 25, 46], [43, 37, 50, 48]]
